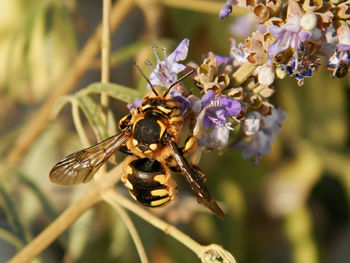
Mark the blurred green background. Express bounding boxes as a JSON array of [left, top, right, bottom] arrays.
[[0, 0, 350, 262]]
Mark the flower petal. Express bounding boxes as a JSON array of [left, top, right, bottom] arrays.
[[167, 38, 189, 64]]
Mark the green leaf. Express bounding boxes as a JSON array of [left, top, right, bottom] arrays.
[[16, 172, 58, 221], [76, 95, 109, 141], [0, 227, 24, 249], [81, 82, 142, 103], [0, 179, 27, 243], [51, 95, 74, 119]]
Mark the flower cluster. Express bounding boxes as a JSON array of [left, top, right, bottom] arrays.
[[220, 0, 350, 84], [134, 37, 288, 163]]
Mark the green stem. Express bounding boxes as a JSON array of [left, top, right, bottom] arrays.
[[72, 99, 90, 147], [102, 190, 203, 257], [0, 227, 24, 249], [104, 195, 149, 263]]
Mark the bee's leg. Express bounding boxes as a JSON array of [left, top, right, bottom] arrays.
[[181, 135, 197, 155], [118, 113, 132, 130], [190, 164, 207, 183], [170, 163, 206, 183], [119, 145, 134, 155]]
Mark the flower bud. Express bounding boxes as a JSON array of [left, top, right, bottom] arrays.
[[300, 12, 317, 31], [276, 66, 287, 79], [242, 112, 261, 136], [258, 65, 275, 86]]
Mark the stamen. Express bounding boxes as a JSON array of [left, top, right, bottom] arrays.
[[152, 44, 161, 63], [161, 47, 170, 68], [225, 122, 234, 130], [210, 100, 221, 107], [145, 60, 154, 71]]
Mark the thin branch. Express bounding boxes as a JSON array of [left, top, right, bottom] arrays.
[[104, 195, 149, 263], [6, 0, 135, 166], [161, 0, 248, 16], [102, 190, 203, 258], [7, 188, 101, 263], [7, 161, 125, 263], [101, 0, 112, 125], [0, 227, 24, 249]]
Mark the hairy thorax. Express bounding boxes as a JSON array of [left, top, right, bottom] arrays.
[[125, 97, 183, 162]]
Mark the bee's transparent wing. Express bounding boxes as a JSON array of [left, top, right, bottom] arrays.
[[167, 140, 225, 218], [49, 132, 130, 185]]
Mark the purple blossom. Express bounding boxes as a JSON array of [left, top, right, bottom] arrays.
[[242, 112, 261, 136], [282, 57, 317, 82], [233, 108, 287, 161], [198, 126, 230, 150], [182, 90, 241, 150], [126, 98, 142, 113], [230, 14, 256, 38], [219, 0, 236, 19], [263, 108, 287, 135], [214, 54, 232, 64], [148, 38, 189, 88], [268, 23, 311, 57], [199, 90, 241, 129], [170, 91, 191, 115]]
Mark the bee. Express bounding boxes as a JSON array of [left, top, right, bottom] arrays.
[[49, 67, 224, 218]]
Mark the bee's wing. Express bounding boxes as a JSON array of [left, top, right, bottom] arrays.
[[49, 132, 130, 185], [167, 140, 225, 218]]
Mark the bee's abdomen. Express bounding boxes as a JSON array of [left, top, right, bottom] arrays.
[[122, 158, 175, 207]]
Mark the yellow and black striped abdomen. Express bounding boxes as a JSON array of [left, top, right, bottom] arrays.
[[122, 157, 176, 207]]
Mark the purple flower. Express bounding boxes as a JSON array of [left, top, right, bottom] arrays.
[[230, 14, 256, 38], [126, 98, 142, 113], [199, 90, 241, 129], [148, 38, 189, 88], [214, 54, 232, 64], [268, 23, 311, 57], [263, 108, 287, 135], [219, 0, 237, 19], [242, 111, 261, 136], [170, 91, 191, 114], [188, 90, 241, 150], [233, 108, 287, 161], [281, 57, 318, 83], [198, 126, 230, 150]]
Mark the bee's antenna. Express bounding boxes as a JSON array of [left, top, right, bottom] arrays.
[[134, 62, 159, 96], [164, 69, 195, 97]]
